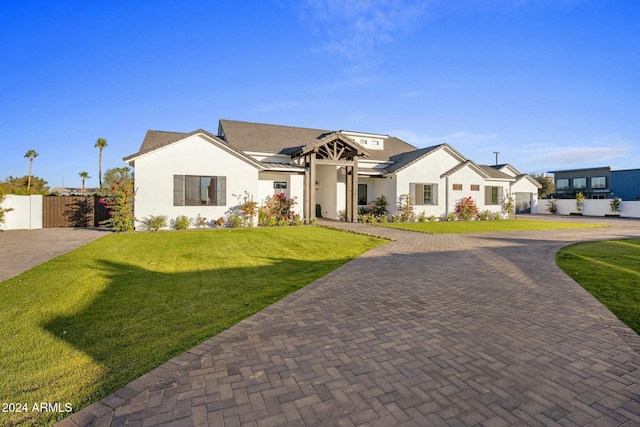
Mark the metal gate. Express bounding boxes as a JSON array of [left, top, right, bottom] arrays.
[[43, 196, 110, 228]]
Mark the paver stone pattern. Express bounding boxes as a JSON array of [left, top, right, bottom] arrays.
[[56, 217, 640, 426]]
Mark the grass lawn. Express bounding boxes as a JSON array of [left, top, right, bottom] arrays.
[[376, 219, 606, 234], [0, 227, 384, 427], [557, 239, 640, 335]]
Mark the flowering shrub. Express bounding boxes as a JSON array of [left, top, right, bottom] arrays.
[[455, 196, 479, 221], [100, 181, 136, 232], [240, 193, 258, 227], [259, 193, 297, 226]]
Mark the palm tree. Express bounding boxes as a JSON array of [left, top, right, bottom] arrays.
[[24, 149, 38, 192], [79, 171, 91, 195], [95, 137, 108, 188]]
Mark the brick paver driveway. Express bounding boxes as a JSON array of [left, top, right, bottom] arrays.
[[59, 218, 640, 426]]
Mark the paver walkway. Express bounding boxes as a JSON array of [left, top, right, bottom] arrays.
[[58, 217, 640, 426], [0, 228, 110, 283]]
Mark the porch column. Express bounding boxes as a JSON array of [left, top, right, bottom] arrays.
[[352, 156, 359, 222], [304, 155, 311, 222], [309, 152, 317, 220], [345, 166, 353, 222]]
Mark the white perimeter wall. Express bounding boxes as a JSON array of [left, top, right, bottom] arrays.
[[0, 195, 43, 230], [538, 198, 640, 218]]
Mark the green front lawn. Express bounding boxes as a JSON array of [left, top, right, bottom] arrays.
[[557, 239, 640, 335], [0, 227, 384, 426], [377, 219, 606, 234]]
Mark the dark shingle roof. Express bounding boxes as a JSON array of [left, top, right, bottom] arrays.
[[123, 128, 262, 168], [478, 165, 516, 180], [218, 119, 417, 161]]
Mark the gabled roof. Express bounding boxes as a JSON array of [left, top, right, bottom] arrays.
[[441, 160, 491, 178], [291, 132, 371, 159], [218, 119, 416, 161], [384, 143, 467, 174], [123, 129, 263, 169], [477, 165, 516, 181], [514, 174, 543, 188]]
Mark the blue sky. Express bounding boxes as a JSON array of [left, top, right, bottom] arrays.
[[1, 0, 638, 189]]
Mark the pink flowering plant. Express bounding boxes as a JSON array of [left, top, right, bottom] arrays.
[[455, 196, 479, 221], [100, 181, 136, 231], [240, 192, 259, 227], [259, 193, 297, 226]]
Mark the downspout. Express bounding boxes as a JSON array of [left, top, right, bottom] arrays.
[[445, 175, 450, 217]]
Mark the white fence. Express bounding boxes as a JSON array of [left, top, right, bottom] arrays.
[[538, 198, 640, 218], [0, 195, 43, 230]]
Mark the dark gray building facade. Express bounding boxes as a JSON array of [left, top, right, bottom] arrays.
[[548, 167, 611, 199]]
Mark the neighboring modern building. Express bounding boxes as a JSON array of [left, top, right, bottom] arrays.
[[549, 166, 640, 201], [611, 169, 640, 201], [548, 167, 611, 199], [124, 119, 541, 226]]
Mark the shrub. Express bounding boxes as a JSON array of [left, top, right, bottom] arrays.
[[478, 210, 491, 221], [141, 215, 168, 231], [547, 198, 558, 214], [447, 212, 458, 222], [214, 217, 225, 227], [290, 214, 304, 226], [240, 193, 258, 227], [491, 212, 503, 220], [228, 212, 243, 228], [397, 194, 415, 222], [576, 192, 585, 213], [379, 214, 389, 223], [277, 216, 290, 227], [370, 195, 388, 217], [610, 196, 621, 214], [0, 189, 13, 228], [261, 193, 297, 226], [417, 211, 427, 222], [100, 181, 136, 232], [427, 215, 437, 222], [194, 214, 209, 228], [173, 215, 191, 230], [455, 196, 479, 221], [308, 217, 318, 225], [503, 193, 515, 217]]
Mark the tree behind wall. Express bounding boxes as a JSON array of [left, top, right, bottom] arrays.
[[24, 149, 38, 192], [0, 176, 50, 195], [95, 137, 108, 188], [530, 173, 555, 199]]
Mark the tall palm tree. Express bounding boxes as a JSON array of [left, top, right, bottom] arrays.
[[95, 137, 108, 188], [79, 171, 91, 195], [24, 149, 38, 192]]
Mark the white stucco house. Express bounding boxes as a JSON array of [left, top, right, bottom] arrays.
[[123, 119, 541, 226]]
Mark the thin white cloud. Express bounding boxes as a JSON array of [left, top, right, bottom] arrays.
[[401, 90, 423, 97], [312, 76, 376, 92], [301, 0, 429, 61], [255, 101, 304, 112]]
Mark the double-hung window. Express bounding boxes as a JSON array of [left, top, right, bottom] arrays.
[[173, 175, 226, 206], [410, 183, 438, 205], [485, 186, 503, 205]]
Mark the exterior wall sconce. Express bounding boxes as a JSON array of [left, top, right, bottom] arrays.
[[315, 181, 320, 190]]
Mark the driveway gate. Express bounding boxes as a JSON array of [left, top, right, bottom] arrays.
[[43, 196, 110, 228]]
